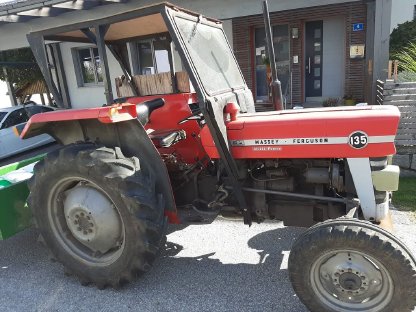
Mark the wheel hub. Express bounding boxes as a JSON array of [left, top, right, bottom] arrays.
[[339, 272, 362, 291], [311, 250, 393, 311], [64, 185, 123, 254]]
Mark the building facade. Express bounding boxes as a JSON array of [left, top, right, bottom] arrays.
[[0, 0, 392, 110]]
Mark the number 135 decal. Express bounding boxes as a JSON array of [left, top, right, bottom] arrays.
[[348, 131, 368, 149]]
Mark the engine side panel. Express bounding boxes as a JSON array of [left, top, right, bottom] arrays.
[[201, 105, 400, 159]]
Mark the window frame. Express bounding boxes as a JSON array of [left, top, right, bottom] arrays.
[[133, 36, 173, 76], [71, 46, 104, 87]]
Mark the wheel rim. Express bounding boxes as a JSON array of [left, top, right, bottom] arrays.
[[310, 249, 394, 311], [47, 176, 125, 266]]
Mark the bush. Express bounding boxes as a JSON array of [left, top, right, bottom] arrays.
[[397, 71, 416, 82], [394, 42, 416, 74]]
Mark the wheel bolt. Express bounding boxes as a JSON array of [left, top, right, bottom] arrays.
[[360, 276, 366, 280], [87, 216, 91, 220], [348, 268, 352, 273], [80, 212, 85, 217], [334, 273, 340, 277], [89, 223, 94, 227], [83, 230, 88, 235], [77, 227, 81, 231], [75, 215, 79, 219], [74, 220, 78, 225], [88, 229, 93, 233]]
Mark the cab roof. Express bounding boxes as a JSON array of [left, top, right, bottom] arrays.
[[28, 2, 221, 44]]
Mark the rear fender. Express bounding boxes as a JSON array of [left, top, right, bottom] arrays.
[[20, 107, 178, 222]]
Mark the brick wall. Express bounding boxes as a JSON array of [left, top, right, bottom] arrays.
[[232, 1, 367, 106]]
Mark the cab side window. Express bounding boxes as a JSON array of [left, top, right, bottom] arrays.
[[2, 109, 29, 128], [25, 105, 53, 118]]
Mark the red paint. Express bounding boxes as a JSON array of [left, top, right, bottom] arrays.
[[225, 102, 240, 121], [125, 93, 207, 164], [200, 105, 400, 159], [21, 103, 138, 138]]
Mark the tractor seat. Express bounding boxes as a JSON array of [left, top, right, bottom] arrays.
[[148, 129, 186, 148], [136, 98, 165, 126]]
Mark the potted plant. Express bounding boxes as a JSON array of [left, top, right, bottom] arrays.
[[343, 95, 356, 106], [322, 97, 340, 107]]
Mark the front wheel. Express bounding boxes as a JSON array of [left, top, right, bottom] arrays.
[[29, 144, 166, 288], [288, 219, 416, 312]]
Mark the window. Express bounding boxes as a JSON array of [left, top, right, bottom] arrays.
[[137, 37, 171, 75], [254, 25, 290, 102], [25, 105, 54, 118], [414, 5, 416, 20], [2, 109, 29, 129], [73, 47, 103, 86]]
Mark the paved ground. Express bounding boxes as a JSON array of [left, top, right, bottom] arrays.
[[0, 209, 415, 312]]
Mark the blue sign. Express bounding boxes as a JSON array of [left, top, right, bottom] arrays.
[[353, 23, 364, 32]]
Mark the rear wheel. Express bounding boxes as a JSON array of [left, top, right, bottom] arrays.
[[29, 144, 166, 288], [288, 219, 416, 312]]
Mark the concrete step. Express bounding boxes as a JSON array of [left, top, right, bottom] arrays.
[[384, 87, 416, 95], [383, 99, 416, 105], [384, 94, 416, 101], [384, 82, 416, 90]]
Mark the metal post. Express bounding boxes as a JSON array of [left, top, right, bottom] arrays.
[[27, 34, 64, 108], [95, 24, 113, 104], [262, 0, 283, 111]]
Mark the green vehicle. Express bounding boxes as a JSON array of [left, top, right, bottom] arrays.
[[0, 155, 43, 239]]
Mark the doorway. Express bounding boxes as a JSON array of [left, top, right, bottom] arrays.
[[305, 21, 323, 98]]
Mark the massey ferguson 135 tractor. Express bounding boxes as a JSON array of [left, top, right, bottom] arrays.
[[12, 2, 415, 311]]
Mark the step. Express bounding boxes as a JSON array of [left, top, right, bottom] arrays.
[[384, 87, 416, 95], [383, 94, 416, 101], [384, 82, 416, 90], [383, 99, 416, 105]]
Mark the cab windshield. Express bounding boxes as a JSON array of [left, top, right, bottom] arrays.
[[173, 15, 245, 96]]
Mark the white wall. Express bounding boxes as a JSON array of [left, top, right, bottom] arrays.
[[391, 0, 415, 32], [322, 17, 345, 98], [0, 81, 11, 108], [60, 42, 123, 108]]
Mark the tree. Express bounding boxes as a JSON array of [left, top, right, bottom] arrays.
[[0, 48, 43, 90], [390, 20, 416, 56]]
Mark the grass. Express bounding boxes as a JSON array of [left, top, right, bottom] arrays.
[[392, 177, 416, 212]]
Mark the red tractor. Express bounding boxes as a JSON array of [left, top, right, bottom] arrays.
[[19, 2, 415, 311]]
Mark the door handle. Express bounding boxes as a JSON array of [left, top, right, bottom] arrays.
[[308, 57, 311, 74]]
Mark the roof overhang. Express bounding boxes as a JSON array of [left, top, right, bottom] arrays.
[[27, 2, 220, 44]]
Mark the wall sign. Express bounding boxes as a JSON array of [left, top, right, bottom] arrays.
[[353, 23, 364, 31], [350, 44, 365, 59]]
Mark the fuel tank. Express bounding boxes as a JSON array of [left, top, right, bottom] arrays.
[[200, 105, 400, 159]]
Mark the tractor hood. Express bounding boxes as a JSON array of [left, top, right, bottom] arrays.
[[201, 105, 401, 159]]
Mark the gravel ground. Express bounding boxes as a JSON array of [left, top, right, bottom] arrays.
[[0, 209, 415, 312]]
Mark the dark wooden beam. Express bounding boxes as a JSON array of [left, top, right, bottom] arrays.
[[52, 0, 102, 10], [49, 43, 72, 108], [0, 14, 38, 23], [17, 7, 72, 17]]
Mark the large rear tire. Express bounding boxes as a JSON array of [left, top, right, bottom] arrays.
[[288, 219, 416, 312], [28, 144, 166, 288]]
